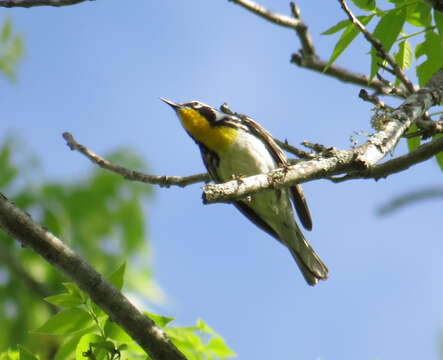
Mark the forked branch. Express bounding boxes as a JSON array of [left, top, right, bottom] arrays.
[[203, 68, 443, 203]]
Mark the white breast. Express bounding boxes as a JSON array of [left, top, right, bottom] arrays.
[[216, 130, 277, 181]]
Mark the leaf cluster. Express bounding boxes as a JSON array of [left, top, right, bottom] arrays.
[[324, 0, 443, 84], [1, 264, 236, 360], [0, 137, 157, 357], [0, 18, 23, 80], [323, 0, 443, 169]]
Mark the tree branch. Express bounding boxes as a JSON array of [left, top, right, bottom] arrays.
[[63, 132, 210, 187], [63, 132, 315, 186], [0, 193, 188, 360], [229, 0, 410, 97], [330, 136, 443, 182], [202, 68, 443, 204], [291, 54, 407, 97], [229, 0, 302, 29], [274, 138, 316, 159], [359, 89, 394, 112], [338, 0, 416, 94], [0, 0, 89, 7]]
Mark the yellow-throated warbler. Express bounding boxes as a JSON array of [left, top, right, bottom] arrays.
[[161, 98, 328, 285]]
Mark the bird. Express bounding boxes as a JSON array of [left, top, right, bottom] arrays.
[[161, 98, 328, 285]]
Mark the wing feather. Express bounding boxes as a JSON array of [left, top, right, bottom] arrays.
[[240, 116, 313, 230]]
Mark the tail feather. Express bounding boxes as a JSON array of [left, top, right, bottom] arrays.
[[283, 226, 328, 286]]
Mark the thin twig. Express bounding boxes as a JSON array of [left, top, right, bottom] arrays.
[[404, 119, 443, 139], [0, 0, 88, 7], [301, 141, 329, 153], [229, 0, 302, 29], [359, 89, 394, 111], [291, 54, 408, 97], [274, 138, 316, 159], [415, 118, 443, 138], [62, 132, 210, 187], [330, 136, 443, 182], [378, 63, 397, 76], [290, 2, 316, 57], [338, 0, 416, 94]]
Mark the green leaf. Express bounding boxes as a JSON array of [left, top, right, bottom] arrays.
[[370, 8, 407, 79], [18, 346, 38, 360], [0, 26, 24, 80], [107, 262, 126, 291], [44, 293, 85, 308], [407, 124, 421, 151], [322, 18, 352, 35], [406, 2, 432, 26], [0, 142, 18, 188], [75, 334, 107, 360], [93, 340, 117, 354], [55, 332, 88, 360], [166, 328, 204, 358], [103, 320, 146, 358], [207, 336, 237, 358], [324, 15, 374, 71], [1, 18, 11, 43], [433, 133, 443, 172], [196, 318, 215, 335], [104, 318, 132, 342], [0, 349, 20, 360], [435, 11, 443, 39], [63, 282, 87, 302], [352, 0, 376, 11], [394, 39, 412, 69], [416, 30, 443, 86], [117, 344, 128, 351], [145, 312, 174, 328], [33, 308, 93, 335]]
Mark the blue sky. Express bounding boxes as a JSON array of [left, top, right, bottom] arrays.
[[1, 1, 443, 359]]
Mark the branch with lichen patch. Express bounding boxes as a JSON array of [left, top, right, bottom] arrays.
[[202, 68, 443, 204], [330, 136, 443, 182]]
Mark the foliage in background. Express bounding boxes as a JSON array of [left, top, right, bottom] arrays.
[[323, 0, 443, 169], [31, 264, 235, 360], [0, 18, 23, 80], [0, 136, 157, 357], [0, 136, 235, 359]]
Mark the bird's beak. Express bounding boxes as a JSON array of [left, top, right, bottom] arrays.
[[160, 97, 180, 110]]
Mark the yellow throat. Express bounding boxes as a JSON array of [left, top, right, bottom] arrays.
[[177, 107, 237, 152]]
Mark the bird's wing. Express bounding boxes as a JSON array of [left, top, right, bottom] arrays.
[[240, 116, 313, 231], [199, 143, 282, 242]]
